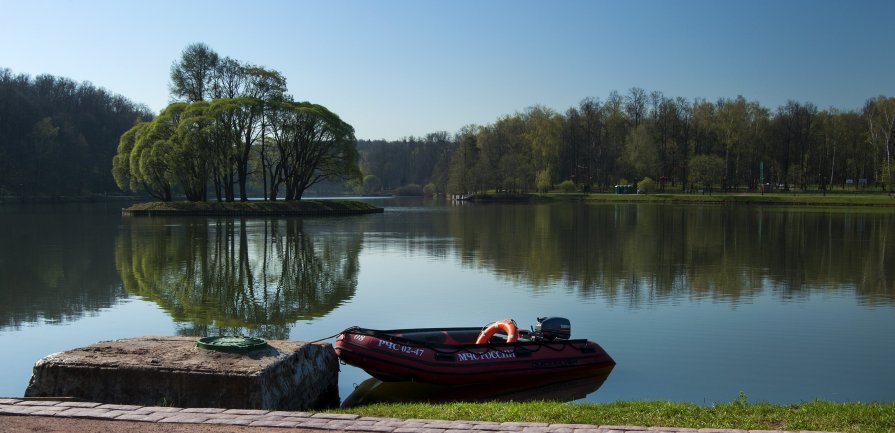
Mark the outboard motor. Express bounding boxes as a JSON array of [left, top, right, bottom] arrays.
[[532, 317, 571, 341]]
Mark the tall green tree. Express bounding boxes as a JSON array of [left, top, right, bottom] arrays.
[[172, 101, 216, 201], [447, 126, 480, 195], [169, 44, 288, 201], [625, 124, 660, 180], [112, 121, 144, 195], [864, 96, 895, 192], [713, 96, 769, 190], [625, 87, 648, 128], [126, 116, 174, 201], [266, 100, 360, 200], [524, 105, 563, 192], [772, 101, 817, 190], [603, 92, 629, 186], [214, 97, 263, 201], [689, 154, 725, 192], [169, 43, 220, 102]]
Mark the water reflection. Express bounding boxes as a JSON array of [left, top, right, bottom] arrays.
[[342, 371, 612, 407], [429, 203, 895, 306], [2, 201, 893, 334], [0, 203, 126, 330], [2, 201, 895, 403], [115, 218, 362, 339]]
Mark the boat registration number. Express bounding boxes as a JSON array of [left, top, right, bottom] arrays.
[[377, 339, 425, 357]]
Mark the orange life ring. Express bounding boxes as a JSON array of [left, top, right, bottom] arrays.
[[475, 319, 519, 344]]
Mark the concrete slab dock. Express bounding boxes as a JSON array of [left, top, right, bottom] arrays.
[[24, 336, 339, 410]]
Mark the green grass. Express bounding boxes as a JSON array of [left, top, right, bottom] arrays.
[[329, 400, 895, 433], [535, 192, 895, 207]]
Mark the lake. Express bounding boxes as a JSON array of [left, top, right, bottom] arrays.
[[1, 199, 893, 405]]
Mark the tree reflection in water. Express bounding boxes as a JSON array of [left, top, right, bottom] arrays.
[[440, 204, 895, 306], [115, 218, 361, 339], [0, 203, 125, 330]]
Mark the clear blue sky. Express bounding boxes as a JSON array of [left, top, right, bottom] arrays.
[[2, 0, 893, 140]]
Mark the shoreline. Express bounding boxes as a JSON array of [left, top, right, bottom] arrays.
[[533, 192, 895, 207], [5, 192, 894, 208], [120, 200, 384, 216]]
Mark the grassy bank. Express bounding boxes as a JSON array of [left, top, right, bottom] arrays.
[[122, 199, 382, 216], [535, 192, 895, 207], [331, 400, 894, 433]]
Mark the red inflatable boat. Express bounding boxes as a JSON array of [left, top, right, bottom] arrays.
[[334, 317, 615, 385]]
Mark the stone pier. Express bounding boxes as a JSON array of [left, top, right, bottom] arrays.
[[24, 336, 339, 410]]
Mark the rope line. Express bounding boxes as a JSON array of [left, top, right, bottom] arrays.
[[306, 326, 360, 344]]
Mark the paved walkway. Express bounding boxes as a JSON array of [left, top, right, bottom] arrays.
[[0, 398, 837, 433]]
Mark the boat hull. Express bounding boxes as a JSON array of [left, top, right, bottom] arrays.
[[334, 327, 615, 385]]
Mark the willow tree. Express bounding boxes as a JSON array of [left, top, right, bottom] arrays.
[[209, 98, 263, 201], [204, 99, 239, 201], [267, 100, 360, 200], [112, 111, 179, 202], [170, 44, 287, 201], [131, 104, 189, 201], [172, 101, 217, 201], [113, 102, 212, 201], [112, 121, 142, 194]]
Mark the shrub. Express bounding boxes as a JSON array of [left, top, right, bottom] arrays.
[[395, 184, 424, 196], [637, 177, 657, 193], [423, 183, 437, 197], [558, 180, 576, 193]]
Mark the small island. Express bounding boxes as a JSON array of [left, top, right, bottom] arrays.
[[122, 200, 383, 216]]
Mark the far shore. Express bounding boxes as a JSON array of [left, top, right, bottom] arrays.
[[533, 191, 895, 207], [451, 190, 895, 207], [121, 200, 383, 216], [4, 191, 895, 208]]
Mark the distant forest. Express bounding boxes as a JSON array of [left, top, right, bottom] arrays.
[[0, 68, 152, 197], [360, 90, 895, 195], [1, 66, 893, 198]]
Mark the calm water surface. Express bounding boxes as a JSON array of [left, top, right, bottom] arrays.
[[1, 199, 893, 404]]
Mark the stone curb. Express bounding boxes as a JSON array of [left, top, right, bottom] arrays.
[[0, 398, 840, 433]]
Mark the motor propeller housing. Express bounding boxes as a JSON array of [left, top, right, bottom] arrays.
[[532, 316, 571, 341]]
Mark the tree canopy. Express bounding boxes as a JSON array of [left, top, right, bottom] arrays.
[[112, 43, 359, 201]]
